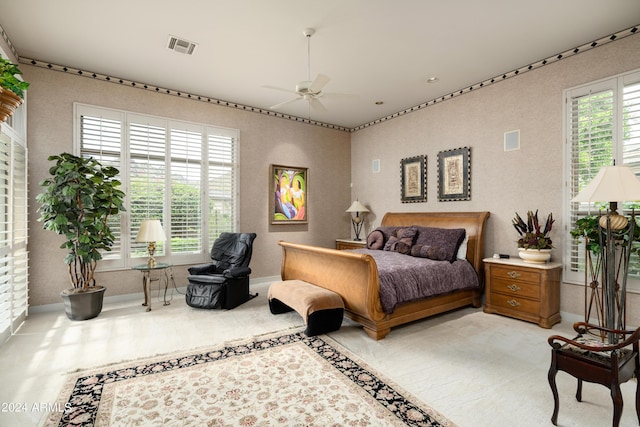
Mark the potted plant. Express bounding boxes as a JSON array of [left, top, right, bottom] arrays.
[[36, 153, 125, 320], [0, 57, 29, 123], [512, 210, 554, 263]]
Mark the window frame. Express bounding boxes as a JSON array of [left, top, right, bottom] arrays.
[[563, 68, 640, 290], [73, 103, 240, 270]]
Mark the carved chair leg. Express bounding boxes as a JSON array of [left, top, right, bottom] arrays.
[[548, 365, 560, 425], [576, 378, 583, 402], [636, 373, 640, 425], [611, 383, 623, 427]]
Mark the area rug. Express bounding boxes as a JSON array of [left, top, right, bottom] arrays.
[[43, 330, 454, 426]]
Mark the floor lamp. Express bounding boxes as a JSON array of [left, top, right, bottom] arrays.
[[571, 165, 640, 343]]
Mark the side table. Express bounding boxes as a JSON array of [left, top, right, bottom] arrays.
[[132, 263, 175, 311], [483, 257, 562, 328]]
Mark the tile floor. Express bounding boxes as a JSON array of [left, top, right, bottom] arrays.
[[0, 280, 637, 426]]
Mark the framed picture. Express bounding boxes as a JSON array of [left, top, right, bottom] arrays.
[[400, 155, 427, 203], [270, 164, 308, 224], [437, 147, 471, 201]]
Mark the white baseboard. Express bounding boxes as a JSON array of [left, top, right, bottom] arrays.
[[29, 275, 281, 314]]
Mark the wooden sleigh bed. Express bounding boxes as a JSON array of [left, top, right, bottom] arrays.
[[278, 211, 490, 340]]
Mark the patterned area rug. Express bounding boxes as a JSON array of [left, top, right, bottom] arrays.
[[43, 330, 454, 426]]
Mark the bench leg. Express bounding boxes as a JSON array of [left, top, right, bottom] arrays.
[[269, 298, 294, 315], [548, 364, 559, 425]]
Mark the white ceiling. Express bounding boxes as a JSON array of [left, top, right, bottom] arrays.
[[2, 0, 639, 129]]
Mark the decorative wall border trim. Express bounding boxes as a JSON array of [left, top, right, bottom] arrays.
[[20, 57, 351, 133], [350, 24, 638, 132], [9, 24, 638, 133]]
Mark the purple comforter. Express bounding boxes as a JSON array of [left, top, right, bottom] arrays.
[[352, 249, 480, 314]]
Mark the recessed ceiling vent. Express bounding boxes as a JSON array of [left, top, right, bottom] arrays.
[[167, 35, 197, 55]]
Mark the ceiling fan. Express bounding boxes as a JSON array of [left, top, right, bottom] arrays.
[[267, 28, 331, 114]]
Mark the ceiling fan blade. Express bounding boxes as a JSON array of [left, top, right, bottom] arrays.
[[270, 97, 301, 110], [308, 74, 330, 93], [262, 85, 298, 95], [309, 97, 328, 113]]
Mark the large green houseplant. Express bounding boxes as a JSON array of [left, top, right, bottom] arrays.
[[0, 56, 29, 122], [36, 153, 125, 320]]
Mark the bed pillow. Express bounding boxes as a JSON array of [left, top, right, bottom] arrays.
[[457, 234, 469, 260], [382, 226, 417, 254], [414, 226, 466, 262]]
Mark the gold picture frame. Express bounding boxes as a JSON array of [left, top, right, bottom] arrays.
[[270, 164, 308, 224]]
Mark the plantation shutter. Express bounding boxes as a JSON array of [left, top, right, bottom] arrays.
[[207, 128, 238, 243], [0, 127, 28, 346], [129, 115, 167, 259], [565, 69, 640, 285], [77, 107, 125, 267], [170, 124, 203, 254]]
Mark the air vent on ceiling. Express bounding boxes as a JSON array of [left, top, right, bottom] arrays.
[[167, 35, 197, 55]]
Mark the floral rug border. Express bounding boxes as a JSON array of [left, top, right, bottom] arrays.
[[45, 330, 454, 426]]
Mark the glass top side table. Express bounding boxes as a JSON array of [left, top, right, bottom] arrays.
[[132, 263, 175, 311]]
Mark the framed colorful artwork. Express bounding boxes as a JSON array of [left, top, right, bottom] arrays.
[[437, 147, 471, 201], [400, 155, 427, 203], [270, 164, 308, 224]]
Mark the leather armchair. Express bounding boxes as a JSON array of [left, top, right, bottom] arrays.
[[186, 232, 257, 309]]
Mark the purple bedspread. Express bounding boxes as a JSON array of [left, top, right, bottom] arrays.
[[351, 249, 480, 314]]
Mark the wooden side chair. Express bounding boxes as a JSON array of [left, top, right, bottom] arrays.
[[548, 322, 640, 427]]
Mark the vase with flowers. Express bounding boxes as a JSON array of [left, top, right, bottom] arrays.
[[513, 210, 554, 263]]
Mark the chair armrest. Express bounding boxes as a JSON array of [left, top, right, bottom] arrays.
[[188, 263, 216, 275], [223, 266, 251, 278]]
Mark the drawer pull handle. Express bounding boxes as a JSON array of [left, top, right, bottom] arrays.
[[507, 271, 521, 279], [507, 284, 521, 292], [507, 299, 521, 307]]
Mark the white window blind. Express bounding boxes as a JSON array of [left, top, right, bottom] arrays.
[[75, 104, 239, 267], [564, 69, 640, 285]]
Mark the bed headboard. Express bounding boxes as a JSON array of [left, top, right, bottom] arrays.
[[380, 211, 490, 283]]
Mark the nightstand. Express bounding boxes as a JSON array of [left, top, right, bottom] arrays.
[[483, 257, 562, 328], [335, 239, 366, 250]]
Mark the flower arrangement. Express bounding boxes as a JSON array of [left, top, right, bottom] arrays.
[[513, 210, 554, 250]]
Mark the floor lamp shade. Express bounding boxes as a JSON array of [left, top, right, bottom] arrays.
[[571, 165, 640, 204]]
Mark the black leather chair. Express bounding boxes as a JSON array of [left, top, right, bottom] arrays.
[[185, 232, 257, 309]]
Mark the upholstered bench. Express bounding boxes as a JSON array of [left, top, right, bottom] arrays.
[[268, 279, 344, 336]]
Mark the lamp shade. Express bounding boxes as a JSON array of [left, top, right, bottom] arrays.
[[135, 219, 166, 242], [346, 200, 370, 213], [571, 165, 640, 203]]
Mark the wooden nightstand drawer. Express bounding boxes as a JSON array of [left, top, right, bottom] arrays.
[[489, 292, 540, 316], [490, 265, 540, 284], [490, 277, 540, 300]]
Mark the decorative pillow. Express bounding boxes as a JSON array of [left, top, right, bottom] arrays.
[[366, 230, 385, 250], [456, 234, 469, 260], [368, 226, 399, 250], [410, 244, 449, 260], [414, 227, 466, 262], [383, 235, 398, 251], [396, 226, 418, 246]]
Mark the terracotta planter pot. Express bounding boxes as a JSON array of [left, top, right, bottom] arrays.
[[60, 286, 106, 320], [0, 87, 23, 123]]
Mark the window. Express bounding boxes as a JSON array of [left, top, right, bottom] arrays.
[[564, 69, 640, 286], [0, 126, 28, 346], [74, 104, 239, 269]]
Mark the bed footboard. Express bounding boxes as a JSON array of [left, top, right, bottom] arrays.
[[278, 241, 385, 327]]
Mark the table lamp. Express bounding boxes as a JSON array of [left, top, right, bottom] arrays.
[[135, 219, 166, 267], [346, 200, 370, 241]]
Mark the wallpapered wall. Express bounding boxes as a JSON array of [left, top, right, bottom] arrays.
[[24, 66, 351, 306], [350, 32, 640, 324]]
